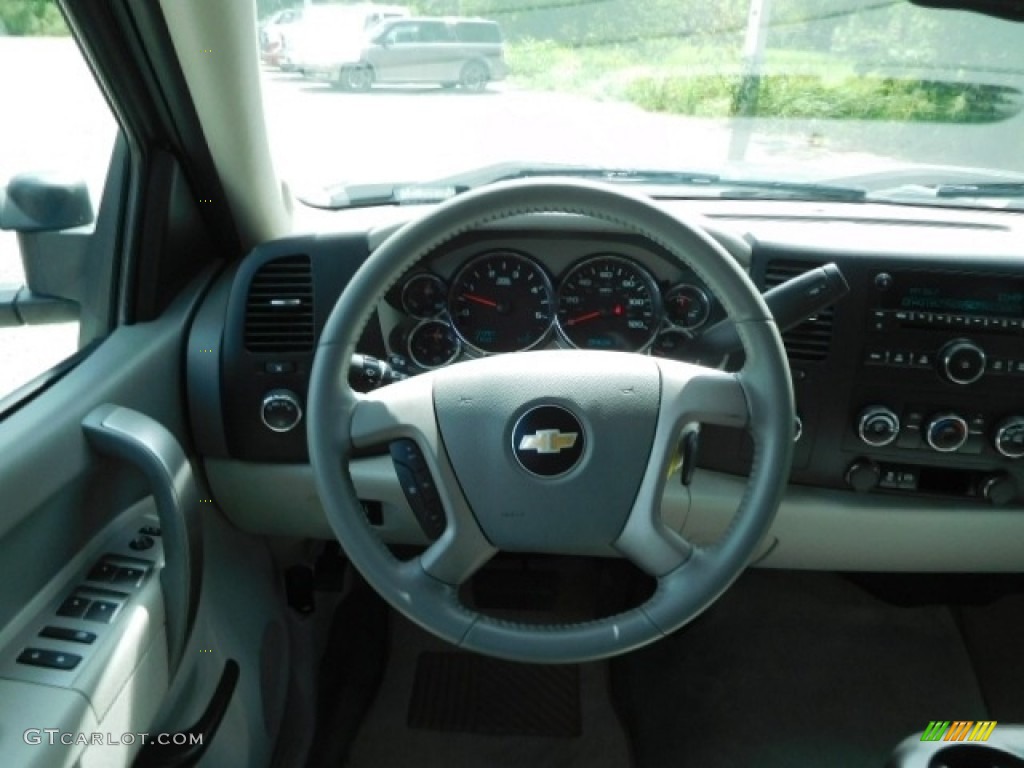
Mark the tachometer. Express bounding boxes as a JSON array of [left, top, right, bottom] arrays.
[[556, 255, 661, 351], [449, 251, 554, 354]]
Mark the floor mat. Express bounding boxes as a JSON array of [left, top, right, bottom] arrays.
[[345, 613, 633, 768], [408, 652, 581, 737], [611, 570, 989, 768]]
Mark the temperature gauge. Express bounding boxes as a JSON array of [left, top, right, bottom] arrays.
[[665, 284, 711, 330], [408, 320, 460, 369], [401, 273, 448, 318]]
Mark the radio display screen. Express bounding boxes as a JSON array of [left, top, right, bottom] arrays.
[[883, 272, 1024, 318]]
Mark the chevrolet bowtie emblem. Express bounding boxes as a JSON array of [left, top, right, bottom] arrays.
[[518, 429, 579, 454]]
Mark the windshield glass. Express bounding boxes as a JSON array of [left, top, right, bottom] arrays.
[[256, 0, 1024, 208]]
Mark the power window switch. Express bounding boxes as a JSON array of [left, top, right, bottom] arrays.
[[17, 648, 82, 670], [56, 596, 91, 618], [87, 561, 119, 583], [112, 566, 147, 588], [39, 626, 97, 644], [83, 600, 120, 624]]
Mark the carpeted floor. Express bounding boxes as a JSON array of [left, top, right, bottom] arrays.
[[341, 569, 1024, 768], [611, 570, 992, 768], [344, 610, 633, 768]]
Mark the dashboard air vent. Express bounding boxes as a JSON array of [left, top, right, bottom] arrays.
[[763, 259, 833, 362], [245, 255, 314, 353]]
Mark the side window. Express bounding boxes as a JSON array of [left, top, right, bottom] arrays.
[[388, 23, 419, 45], [0, 4, 118, 400]]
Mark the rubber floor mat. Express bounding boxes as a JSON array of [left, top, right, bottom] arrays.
[[408, 652, 581, 738]]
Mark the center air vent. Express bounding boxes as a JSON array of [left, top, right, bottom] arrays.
[[245, 255, 314, 353], [763, 259, 834, 362]]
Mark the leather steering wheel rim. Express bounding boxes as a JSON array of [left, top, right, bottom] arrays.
[[308, 178, 794, 663]]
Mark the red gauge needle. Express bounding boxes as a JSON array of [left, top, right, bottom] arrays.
[[462, 293, 499, 308], [567, 310, 602, 326]]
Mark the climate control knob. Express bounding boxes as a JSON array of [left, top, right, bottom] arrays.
[[857, 406, 900, 447], [994, 416, 1024, 459], [940, 340, 986, 385], [261, 389, 303, 433], [925, 413, 969, 453]]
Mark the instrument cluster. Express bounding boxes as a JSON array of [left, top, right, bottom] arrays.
[[383, 248, 721, 372]]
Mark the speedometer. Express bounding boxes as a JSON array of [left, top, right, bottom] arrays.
[[556, 255, 662, 351], [449, 251, 554, 354]]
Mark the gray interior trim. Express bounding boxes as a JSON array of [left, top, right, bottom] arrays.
[[186, 264, 234, 458], [688, 469, 1024, 571], [82, 405, 203, 677]]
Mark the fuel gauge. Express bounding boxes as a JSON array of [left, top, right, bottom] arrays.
[[665, 284, 711, 330], [408, 320, 460, 369]]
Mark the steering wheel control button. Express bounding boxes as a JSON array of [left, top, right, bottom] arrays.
[[940, 340, 986, 385], [512, 405, 586, 477], [261, 389, 303, 433], [17, 648, 82, 671], [39, 626, 97, 645], [84, 600, 120, 624], [139, 525, 162, 536], [56, 596, 91, 618], [129, 534, 155, 551], [994, 417, 1024, 459], [926, 413, 970, 453], [389, 440, 446, 539], [857, 406, 900, 448]]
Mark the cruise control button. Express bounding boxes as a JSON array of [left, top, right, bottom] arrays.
[[889, 351, 909, 366], [865, 350, 888, 365]]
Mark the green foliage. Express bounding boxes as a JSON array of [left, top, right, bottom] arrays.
[[0, 0, 68, 35], [620, 73, 1021, 123]]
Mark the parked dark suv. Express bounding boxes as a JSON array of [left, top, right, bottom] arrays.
[[315, 16, 508, 92]]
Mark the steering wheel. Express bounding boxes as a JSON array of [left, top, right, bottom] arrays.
[[308, 178, 794, 663]]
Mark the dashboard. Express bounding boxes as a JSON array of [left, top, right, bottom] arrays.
[[379, 231, 726, 372], [186, 201, 1024, 572]]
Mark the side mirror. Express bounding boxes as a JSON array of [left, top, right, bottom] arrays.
[[0, 171, 95, 233]]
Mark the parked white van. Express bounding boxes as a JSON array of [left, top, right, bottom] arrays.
[[280, 3, 410, 74], [310, 17, 508, 92]]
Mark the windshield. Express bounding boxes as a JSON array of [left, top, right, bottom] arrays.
[[256, 0, 1024, 208]]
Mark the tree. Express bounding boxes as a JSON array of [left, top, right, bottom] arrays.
[[0, 0, 68, 35]]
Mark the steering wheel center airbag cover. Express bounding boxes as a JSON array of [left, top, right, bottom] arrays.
[[433, 350, 659, 553]]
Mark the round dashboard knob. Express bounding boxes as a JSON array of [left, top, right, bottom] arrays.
[[925, 413, 969, 452], [940, 340, 986, 385], [994, 416, 1024, 459], [857, 406, 900, 447], [981, 473, 1017, 506], [261, 389, 303, 433], [846, 458, 880, 493]]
